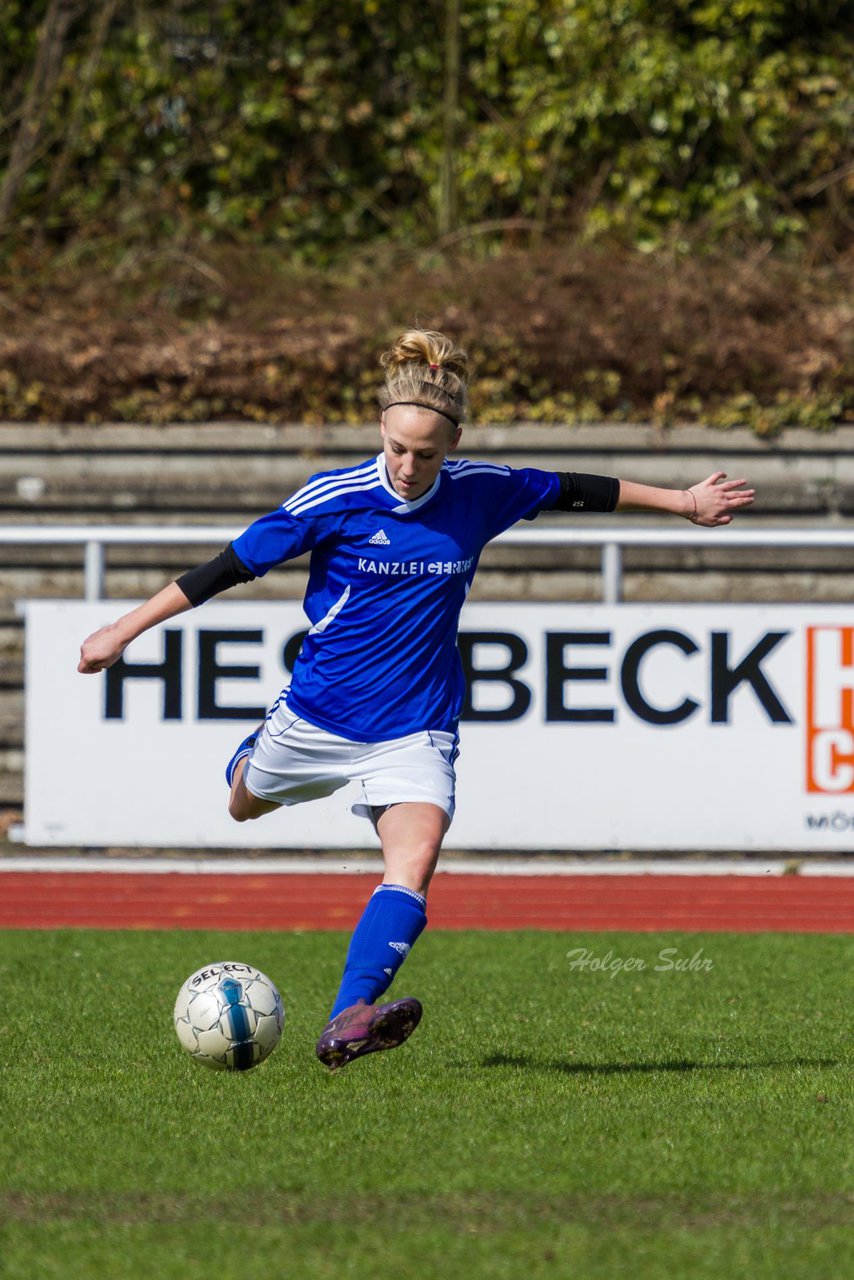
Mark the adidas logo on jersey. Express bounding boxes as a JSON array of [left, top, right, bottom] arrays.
[[368, 529, 391, 545], [388, 941, 411, 957]]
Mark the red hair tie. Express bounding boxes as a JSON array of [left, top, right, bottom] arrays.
[[429, 363, 438, 371]]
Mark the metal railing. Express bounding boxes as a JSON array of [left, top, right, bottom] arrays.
[[3, 523, 854, 605]]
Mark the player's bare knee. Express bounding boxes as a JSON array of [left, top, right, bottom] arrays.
[[227, 796, 249, 822], [229, 787, 279, 822], [228, 791, 257, 822]]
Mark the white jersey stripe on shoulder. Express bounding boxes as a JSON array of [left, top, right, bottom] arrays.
[[283, 463, 377, 513], [446, 458, 511, 473], [288, 477, 384, 517], [287, 475, 383, 516], [446, 461, 511, 478], [283, 461, 377, 512]]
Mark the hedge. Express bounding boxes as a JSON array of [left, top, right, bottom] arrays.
[[0, 0, 850, 258]]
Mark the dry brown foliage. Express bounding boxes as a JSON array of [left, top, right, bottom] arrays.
[[0, 242, 850, 429]]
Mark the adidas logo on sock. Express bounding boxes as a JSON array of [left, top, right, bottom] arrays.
[[368, 529, 391, 545], [388, 941, 411, 957]]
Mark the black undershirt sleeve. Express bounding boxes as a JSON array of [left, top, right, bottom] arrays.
[[175, 543, 256, 606], [551, 472, 620, 513]]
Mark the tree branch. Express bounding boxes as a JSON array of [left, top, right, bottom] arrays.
[[0, 0, 78, 227]]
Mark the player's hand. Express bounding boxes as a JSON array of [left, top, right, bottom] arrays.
[[78, 623, 128, 673], [686, 472, 755, 527]]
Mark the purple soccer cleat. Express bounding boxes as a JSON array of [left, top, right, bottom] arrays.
[[315, 997, 423, 1070]]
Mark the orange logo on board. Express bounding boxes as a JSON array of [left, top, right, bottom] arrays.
[[806, 627, 854, 793]]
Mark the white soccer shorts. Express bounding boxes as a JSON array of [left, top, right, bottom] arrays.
[[242, 699, 458, 823]]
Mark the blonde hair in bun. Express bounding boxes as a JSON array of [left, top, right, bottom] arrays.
[[378, 329, 469, 427]]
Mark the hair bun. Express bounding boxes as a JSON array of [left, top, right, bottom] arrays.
[[380, 329, 469, 383], [378, 329, 470, 425]]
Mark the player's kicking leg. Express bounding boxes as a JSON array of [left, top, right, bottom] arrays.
[[315, 801, 446, 1070]]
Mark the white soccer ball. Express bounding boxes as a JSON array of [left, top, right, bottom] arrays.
[[173, 961, 285, 1071]]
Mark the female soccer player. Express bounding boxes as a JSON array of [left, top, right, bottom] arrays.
[[78, 329, 754, 1069]]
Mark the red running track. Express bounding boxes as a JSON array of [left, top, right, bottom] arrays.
[[0, 871, 851, 932]]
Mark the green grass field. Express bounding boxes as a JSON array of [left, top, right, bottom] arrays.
[[0, 929, 851, 1279]]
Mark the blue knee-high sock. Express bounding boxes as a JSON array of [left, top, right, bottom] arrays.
[[330, 884, 427, 1018]]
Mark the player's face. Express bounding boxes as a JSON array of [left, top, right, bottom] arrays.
[[381, 406, 461, 499]]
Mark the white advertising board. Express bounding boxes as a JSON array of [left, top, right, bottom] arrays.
[[21, 599, 854, 850]]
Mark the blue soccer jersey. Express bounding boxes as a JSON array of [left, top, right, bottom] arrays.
[[232, 453, 560, 741]]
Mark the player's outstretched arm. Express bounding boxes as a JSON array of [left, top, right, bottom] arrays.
[[616, 471, 755, 527], [77, 581, 193, 674]]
